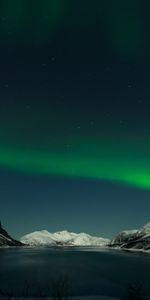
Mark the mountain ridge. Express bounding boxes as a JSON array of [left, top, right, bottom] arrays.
[[1, 221, 150, 252], [21, 229, 110, 247]]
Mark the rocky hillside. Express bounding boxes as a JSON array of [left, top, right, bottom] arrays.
[[0, 221, 23, 247], [109, 222, 150, 251]]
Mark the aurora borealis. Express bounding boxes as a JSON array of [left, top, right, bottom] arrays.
[[1, 142, 150, 190], [1, 1, 150, 237]]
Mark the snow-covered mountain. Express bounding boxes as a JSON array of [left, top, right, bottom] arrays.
[[2, 218, 150, 252], [110, 229, 138, 245], [21, 230, 110, 247], [0, 222, 23, 247], [110, 222, 150, 251]]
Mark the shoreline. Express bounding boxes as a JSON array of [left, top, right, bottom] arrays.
[[0, 244, 150, 256]]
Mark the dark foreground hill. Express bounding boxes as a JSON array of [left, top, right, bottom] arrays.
[[0, 221, 23, 247]]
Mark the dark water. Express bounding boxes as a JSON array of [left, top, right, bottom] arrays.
[[0, 247, 150, 297]]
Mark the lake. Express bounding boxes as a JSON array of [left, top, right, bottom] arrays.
[[0, 247, 150, 298]]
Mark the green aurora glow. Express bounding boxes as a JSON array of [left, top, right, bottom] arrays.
[[0, 144, 150, 190], [0, 1, 148, 190], [0, 104, 149, 190]]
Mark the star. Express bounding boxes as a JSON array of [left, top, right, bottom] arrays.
[[26, 105, 31, 110], [127, 84, 132, 88], [119, 120, 124, 125], [4, 84, 9, 88], [65, 144, 72, 151], [90, 121, 94, 126], [106, 113, 111, 118], [138, 98, 143, 104], [104, 66, 111, 72], [77, 125, 81, 129], [51, 57, 56, 62]]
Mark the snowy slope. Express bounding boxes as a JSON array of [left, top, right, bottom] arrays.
[[21, 230, 110, 247], [138, 222, 150, 236], [71, 233, 109, 246], [110, 222, 150, 250], [52, 230, 77, 243], [110, 229, 138, 245], [21, 230, 56, 246]]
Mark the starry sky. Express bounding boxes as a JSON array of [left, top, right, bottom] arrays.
[[1, 0, 150, 239]]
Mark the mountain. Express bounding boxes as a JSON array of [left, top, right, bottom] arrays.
[[109, 222, 150, 251], [0, 221, 23, 247], [21, 230, 110, 247], [3, 219, 150, 251]]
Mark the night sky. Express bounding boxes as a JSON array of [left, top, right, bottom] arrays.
[[1, 1, 150, 239]]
